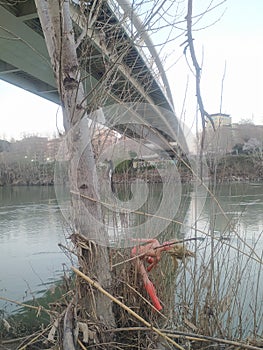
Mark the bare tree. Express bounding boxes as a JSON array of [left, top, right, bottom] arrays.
[[34, 0, 116, 343], [33, 0, 183, 347]]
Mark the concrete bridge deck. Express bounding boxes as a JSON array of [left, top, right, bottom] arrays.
[[0, 0, 188, 154]]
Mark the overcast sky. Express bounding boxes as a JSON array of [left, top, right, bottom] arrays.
[[0, 0, 262, 141], [164, 0, 263, 128]]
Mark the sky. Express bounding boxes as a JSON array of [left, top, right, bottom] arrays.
[[0, 81, 63, 140], [165, 0, 263, 128], [0, 0, 263, 141]]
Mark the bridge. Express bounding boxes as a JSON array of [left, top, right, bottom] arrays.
[[0, 0, 188, 155]]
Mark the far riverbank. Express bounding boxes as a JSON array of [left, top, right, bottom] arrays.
[[0, 154, 262, 186]]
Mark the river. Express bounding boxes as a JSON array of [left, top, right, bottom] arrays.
[[0, 183, 262, 321], [0, 186, 67, 313]]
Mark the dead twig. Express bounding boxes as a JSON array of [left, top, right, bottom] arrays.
[[71, 266, 184, 350], [0, 296, 55, 315], [106, 327, 263, 350], [17, 325, 52, 350], [185, 0, 215, 131]]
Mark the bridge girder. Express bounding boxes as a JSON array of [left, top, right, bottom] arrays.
[[0, 0, 188, 154]]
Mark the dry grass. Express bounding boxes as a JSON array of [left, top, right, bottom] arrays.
[[1, 225, 263, 349]]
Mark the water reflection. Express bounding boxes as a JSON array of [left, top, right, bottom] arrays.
[[103, 183, 191, 247], [181, 182, 263, 338], [0, 186, 68, 313]]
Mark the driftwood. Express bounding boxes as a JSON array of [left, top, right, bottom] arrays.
[[63, 300, 76, 350]]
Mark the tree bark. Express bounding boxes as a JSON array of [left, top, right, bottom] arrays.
[[34, 0, 115, 328]]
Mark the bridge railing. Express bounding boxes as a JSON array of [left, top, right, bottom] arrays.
[[107, 0, 173, 107]]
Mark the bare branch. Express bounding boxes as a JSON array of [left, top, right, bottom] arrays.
[[185, 0, 215, 152], [219, 60, 227, 113]]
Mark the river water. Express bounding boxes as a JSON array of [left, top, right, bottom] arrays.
[[0, 183, 262, 318], [0, 186, 68, 313]]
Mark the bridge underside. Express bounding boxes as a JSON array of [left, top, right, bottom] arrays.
[[0, 0, 188, 154]]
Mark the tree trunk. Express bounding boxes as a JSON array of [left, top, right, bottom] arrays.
[[34, 0, 115, 329]]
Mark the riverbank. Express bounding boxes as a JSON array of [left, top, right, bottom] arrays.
[[0, 155, 262, 186], [208, 154, 263, 182], [0, 161, 54, 186]]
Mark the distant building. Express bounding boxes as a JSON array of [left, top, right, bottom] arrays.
[[1, 136, 61, 164], [204, 116, 263, 156], [207, 113, 232, 129], [0, 140, 11, 153], [11, 136, 48, 163], [46, 138, 61, 161], [231, 123, 263, 145]]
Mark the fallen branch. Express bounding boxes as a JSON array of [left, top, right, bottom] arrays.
[[17, 325, 52, 350], [63, 299, 76, 350], [107, 327, 263, 350], [71, 266, 184, 350], [0, 296, 55, 315]]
